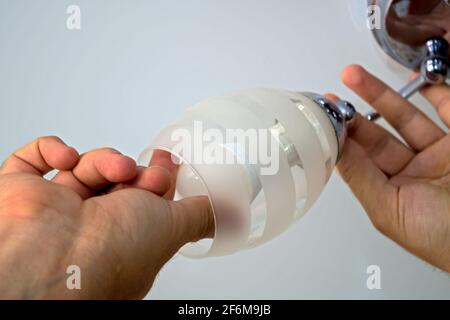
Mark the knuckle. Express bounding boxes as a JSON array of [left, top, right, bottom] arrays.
[[37, 135, 63, 145], [40, 135, 61, 141], [98, 147, 121, 154], [80, 147, 121, 158]]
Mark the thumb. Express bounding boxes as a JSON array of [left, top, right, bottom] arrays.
[[168, 196, 215, 246], [95, 189, 214, 248]]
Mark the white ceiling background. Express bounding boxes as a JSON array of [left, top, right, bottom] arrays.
[[0, 0, 449, 299]]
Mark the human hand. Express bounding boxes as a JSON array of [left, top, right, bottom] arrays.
[[328, 65, 450, 272], [0, 137, 214, 299]]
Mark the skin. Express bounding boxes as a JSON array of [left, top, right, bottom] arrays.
[[0, 142, 214, 299], [327, 64, 450, 273], [0, 64, 448, 299]]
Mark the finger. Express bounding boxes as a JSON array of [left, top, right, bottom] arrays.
[[93, 189, 214, 262], [337, 138, 399, 237], [52, 148, 136, 198], [324, 93, 340, 102], [51, 170, 93, 199], [341, 65, 445, 151], [105, 187, 215, 244], [420, 82, 450, 128], [169, 196, 215, 244], [347, 114, 416, 175], [149, 150, 179, 199], [107, 165, 173, 199], [0, 136, 79, 176], [325, 94, 415, 176], [108, 150, 178, 199]]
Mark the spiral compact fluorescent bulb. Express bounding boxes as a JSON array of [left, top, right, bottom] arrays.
[[139, 89, 355, 258]]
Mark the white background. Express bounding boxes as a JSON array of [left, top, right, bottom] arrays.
[[0, 0, 449, 298]]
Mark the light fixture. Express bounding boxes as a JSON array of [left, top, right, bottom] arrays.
[[366, 0, 449, 120]]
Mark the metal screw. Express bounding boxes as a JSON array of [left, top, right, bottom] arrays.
[[336, 100, 356, 127]]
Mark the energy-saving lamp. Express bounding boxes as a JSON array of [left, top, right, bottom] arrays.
[[139, 89, 356, 258]]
